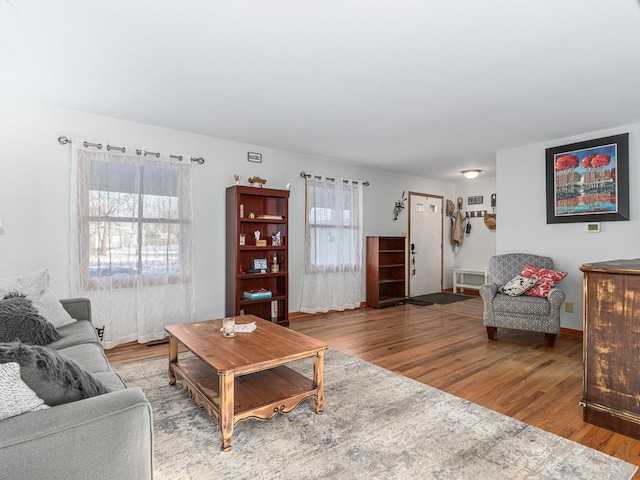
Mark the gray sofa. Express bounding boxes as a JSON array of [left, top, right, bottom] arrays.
[[0, 298, 153, 480]]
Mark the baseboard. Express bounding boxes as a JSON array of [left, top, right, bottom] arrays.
[[560, 327, 583, 337], [289, 302, 367, 320]]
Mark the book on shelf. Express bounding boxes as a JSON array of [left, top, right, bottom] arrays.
[[257, 214, 284, 220], [243, 288, 273, 300]]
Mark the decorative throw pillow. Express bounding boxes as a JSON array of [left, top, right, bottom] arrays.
[[0, 362, 49, 420], [0, 342, 110, 406], [521, 264, 568, 298], [498, 275, 538, 297], [0, 294, 62, 345], [0, 269, 75, 328]]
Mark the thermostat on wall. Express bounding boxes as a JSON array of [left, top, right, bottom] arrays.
[[587, 222, 600, 233]]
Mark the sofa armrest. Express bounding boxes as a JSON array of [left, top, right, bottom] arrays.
[[547, 287, 566, 308], [60, 297, 92, 323], [479, 283, 498, 301], [0, 388, 153, 480]]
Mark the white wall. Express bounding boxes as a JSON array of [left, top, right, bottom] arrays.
[[451, 176, 497, 272], [0, 99, 457, 327], [496, 122, 640, 330]]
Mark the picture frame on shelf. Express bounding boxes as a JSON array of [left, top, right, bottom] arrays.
[[251, 257, 268, 271], [545, 133, 629, 224]]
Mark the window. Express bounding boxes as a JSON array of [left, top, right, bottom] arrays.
[[305, 178, 363, 273], [70, 141, 195, 347], [88, 160, 181, 278], [301, 176, 364, 313]]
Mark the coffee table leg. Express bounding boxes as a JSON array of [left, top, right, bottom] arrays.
[[314, 350, 325, 414], [168, 335, 178, 385], [219, 371, 235, 451]]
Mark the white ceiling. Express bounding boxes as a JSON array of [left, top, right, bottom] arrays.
[[2, 1, 640, 182]]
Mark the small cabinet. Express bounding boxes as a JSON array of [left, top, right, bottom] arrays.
[[226, 186, 289, 326], [579, 259, 640, 439], [366, 236, 406, 308]]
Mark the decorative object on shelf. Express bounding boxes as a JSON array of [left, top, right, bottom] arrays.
[[239, 234, 246, 246], [546, 133, 629, 224], [254, 230, 266, 246], [248, 212, 255, 219], [243, 288, 272, 299], [271, 231, 281, 246], [240, 204, 244, 218], [233, 174, 241, 185], [251, 257, 268, 272], [247, 152, 262, 163], [392, 191, 407, 221], [271, 253, 279, 273], [248, 176, 267, 187]]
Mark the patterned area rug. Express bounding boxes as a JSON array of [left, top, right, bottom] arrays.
[[115, 350, 637, 480]]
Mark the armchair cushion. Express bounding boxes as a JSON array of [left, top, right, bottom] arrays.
[[521, 264, 567, 297], [498, 275, 538, 296]]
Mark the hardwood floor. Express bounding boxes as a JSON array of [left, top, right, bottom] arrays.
[[106, 298, 640, 477]]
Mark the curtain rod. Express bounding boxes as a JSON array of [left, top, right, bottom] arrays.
[[299, 171, 369, 186], [57, 136, 205, 164]]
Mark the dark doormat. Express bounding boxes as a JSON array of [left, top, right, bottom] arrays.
[[406, 298, 433, 306], [408, 292, 474, 305]]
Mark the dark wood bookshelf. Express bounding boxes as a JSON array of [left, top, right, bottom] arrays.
[[366, 236, 407, 308], [226, 186, 290, 326]]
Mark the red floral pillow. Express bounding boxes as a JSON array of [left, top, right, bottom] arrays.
[[521, 264, 567, 297]]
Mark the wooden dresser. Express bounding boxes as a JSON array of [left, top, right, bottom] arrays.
[[579, 259, 640, 439]]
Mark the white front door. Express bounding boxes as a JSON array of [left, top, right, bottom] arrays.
[[409, 193, 443, 297]]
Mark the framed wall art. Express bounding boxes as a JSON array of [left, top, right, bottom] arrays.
[[248, 152, 262, 163], [545, 133, 629, 224]]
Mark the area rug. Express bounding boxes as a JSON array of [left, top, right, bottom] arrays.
[[410, 292, 474, 305], [114, 350, 637, 480]]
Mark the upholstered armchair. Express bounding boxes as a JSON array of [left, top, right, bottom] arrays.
[[480, 253, 566, 347]]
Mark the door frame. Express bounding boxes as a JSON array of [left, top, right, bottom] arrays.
[[407, 191, 444, 297]]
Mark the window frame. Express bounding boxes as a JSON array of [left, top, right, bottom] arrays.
[[305, 179, 363, 274], [77, 158, 187, 290]]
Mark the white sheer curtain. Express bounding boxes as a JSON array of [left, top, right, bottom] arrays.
[[300, 175, 363, 313], [70, 139, 194, 348]]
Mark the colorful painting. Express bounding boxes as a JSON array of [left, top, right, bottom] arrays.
[[546, 134, 629, 224]]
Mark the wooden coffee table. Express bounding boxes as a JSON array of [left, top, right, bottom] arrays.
[[165, 315, 328, 451]]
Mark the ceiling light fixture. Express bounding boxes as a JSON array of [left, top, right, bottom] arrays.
[[461, 169, 481, 179]]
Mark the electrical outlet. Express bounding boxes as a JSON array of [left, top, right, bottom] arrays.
[[564, 301, 573, 313]]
